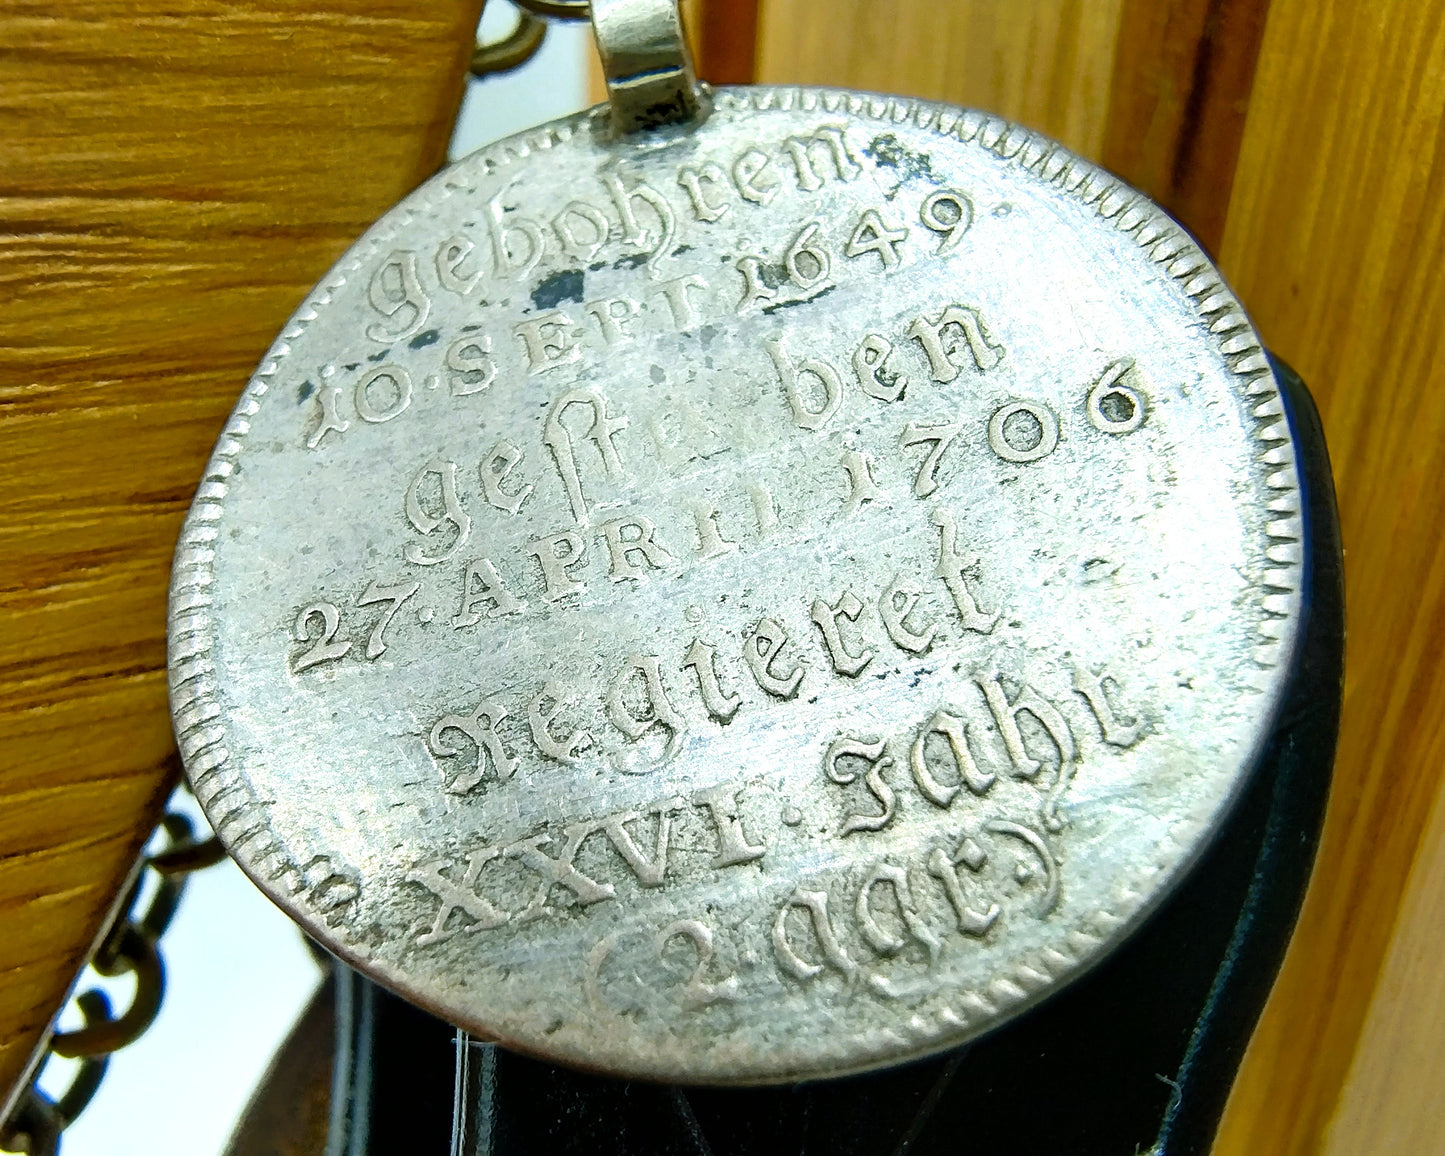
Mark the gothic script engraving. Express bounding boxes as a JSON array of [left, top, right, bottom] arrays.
[[171, 88, 1305, 1086]]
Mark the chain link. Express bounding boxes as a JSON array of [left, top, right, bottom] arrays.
[[0, 800, 222, 1156], [471, 10, 548, 78], [470, 0, 594, 80], [512, 1, 590, 20]]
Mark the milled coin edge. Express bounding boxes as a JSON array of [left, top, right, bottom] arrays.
[[165, 84, 1304, 1082]]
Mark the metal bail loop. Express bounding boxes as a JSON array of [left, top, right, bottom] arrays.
[[590, 0, 700, 134]]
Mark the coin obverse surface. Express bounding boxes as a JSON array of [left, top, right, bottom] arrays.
[[168, 87, 1304, 1083]]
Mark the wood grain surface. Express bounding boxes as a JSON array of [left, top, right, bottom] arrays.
[[0, 0, 481, 1114], [1324, 760, 1445, 1153], [758, 0, 1126, 165], [759, 0, 1445, 1152], [1213, 1, 1445, 1150], [5, 1, 1445, 1150], [1101, 0, 1269, 255]]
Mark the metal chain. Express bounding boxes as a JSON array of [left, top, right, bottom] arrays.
[[470, 0, 592, 79], [513, 1, 590, 21], [0, 797, 223, 1156], [474, 0, 699, 135]]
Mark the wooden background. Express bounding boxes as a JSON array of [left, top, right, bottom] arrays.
[[0, 0, 485, 1122], [4, 1, 1444, 1151]]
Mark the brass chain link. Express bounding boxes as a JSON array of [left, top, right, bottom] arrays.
[[470, 0, 592, 79], [0, 800, 223, 1156]]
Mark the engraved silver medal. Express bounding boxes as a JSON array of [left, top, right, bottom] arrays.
[[168, 0, 1303, 1084]]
